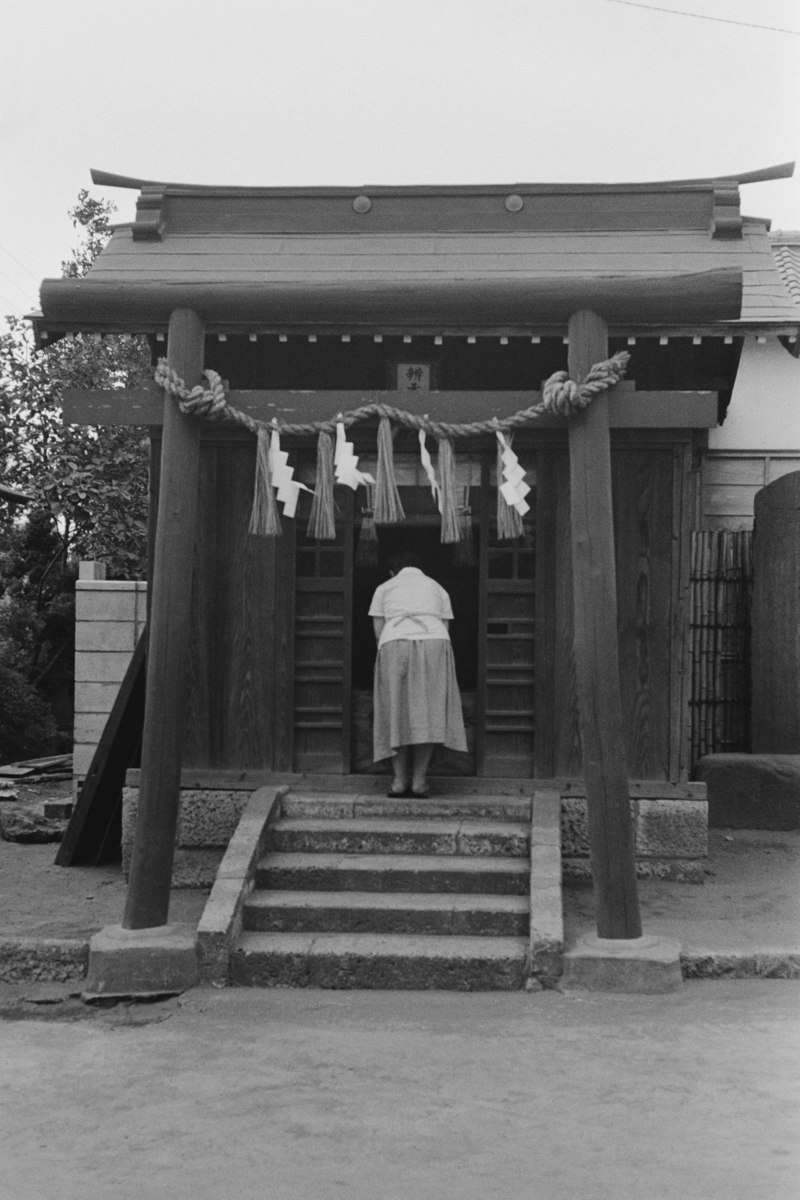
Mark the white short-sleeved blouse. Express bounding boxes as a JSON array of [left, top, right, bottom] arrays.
[[368, 567, 454, 649]]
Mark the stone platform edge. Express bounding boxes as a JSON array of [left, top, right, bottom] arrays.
[[122, 776, 710, 888], [194, 786, 287, 985], [528, 787, 564, 987]]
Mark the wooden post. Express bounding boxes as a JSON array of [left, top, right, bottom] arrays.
[[752, 472, 800, 752], [567, 310, 642, 939], [122, 309, 204, 930]]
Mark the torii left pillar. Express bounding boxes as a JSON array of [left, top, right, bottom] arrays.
[[84, 308, 204, 997]]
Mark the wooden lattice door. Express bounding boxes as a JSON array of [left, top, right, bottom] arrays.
[[476, 465, 536, 777], [292, 496, 354, 773]]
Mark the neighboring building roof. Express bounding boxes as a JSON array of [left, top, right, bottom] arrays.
[[771, 232, 800, 308], [36, 165, 799, 339]]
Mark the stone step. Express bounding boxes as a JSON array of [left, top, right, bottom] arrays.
[[256, 852, 530, 895], [281, 793, 532, 822], [243, 890, 530, 937], [230, 931, 529, 990], [266, 818, 529, 858]]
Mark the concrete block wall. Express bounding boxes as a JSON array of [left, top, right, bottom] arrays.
[[73, 562, 147, 793]]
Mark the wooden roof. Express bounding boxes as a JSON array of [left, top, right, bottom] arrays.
[[36, 166, 800, 337]]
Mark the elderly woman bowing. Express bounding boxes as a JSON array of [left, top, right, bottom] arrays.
[[369, 549, 467, 798]]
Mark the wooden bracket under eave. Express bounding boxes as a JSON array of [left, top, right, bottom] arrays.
[[132, 186, 166, 241], [711, 184, 743, 239]]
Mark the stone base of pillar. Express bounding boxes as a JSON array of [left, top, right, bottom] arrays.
[[561, 934, 683, 993], [82, 923, 199, 1000]]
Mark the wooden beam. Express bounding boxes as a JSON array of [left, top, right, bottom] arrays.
[[567, 310, 642, 940], [56, 629, 146, 867], [122, 309, 205, 930], [61, 386, 719, 430], [39, 267, 743, 330]]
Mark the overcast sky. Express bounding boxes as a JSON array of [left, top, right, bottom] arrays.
[[1, 0, 798, 316]]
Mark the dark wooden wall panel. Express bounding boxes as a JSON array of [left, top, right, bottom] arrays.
[[612, 448, 674, 779], [552, 451, 583, 776], [184, 437, 282, 770], [539, 441, 681, 781], [184, 441, 217, 767]]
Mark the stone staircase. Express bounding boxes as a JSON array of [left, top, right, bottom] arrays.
[[229, 791, 532, 990]]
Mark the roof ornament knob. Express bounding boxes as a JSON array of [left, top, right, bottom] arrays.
[[504, 193, 524, 213], [353, 195, 372, 214]]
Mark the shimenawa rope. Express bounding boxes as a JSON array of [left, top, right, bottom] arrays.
[[153, 350, 630, 538]]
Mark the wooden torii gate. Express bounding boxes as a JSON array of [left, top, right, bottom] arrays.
[[65, 307, 720, 942]]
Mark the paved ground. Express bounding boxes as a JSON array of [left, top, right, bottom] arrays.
[[1, 982, 798, 1200]]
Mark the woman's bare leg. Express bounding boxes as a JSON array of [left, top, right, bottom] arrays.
[[389, 746, 410, 794], [411, 743, 434, 794]]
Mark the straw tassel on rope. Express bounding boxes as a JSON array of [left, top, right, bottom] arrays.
[[249, 426, 281, 537], [306, 429, 336, 540], [437, 437, 461, 544], [356, 483, 378, 566], [373, 416, 404, 525]]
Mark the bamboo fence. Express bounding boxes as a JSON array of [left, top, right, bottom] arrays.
[[689, 529, 753, 765]]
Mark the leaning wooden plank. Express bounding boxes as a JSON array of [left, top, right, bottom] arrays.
[[55, 630, 146, 867]]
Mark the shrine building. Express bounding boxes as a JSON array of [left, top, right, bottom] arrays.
[[35, 166, 799, 985]]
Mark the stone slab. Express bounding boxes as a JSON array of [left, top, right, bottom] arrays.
[[0, 807, 66, 844], [231, 931, 529, 991], [561, 794, 707, 859], [196, 787, 284, 983], [681, 949, 800, 980], [0, 938, 88, 984], [563, 856, 705, 884], [695, 754, 800, 830], [256, 851, 530, 895], [528, 788, 564, 987], [243, 890, 529, 937], [561, 934, 683, 993], [83, 923, 199, 999]]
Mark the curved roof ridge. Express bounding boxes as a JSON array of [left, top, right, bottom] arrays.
[[90, 163, 795, 196]]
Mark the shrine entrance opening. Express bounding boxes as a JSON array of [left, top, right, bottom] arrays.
[[293, 448, 536, 778], [351, 512, 481, 777]]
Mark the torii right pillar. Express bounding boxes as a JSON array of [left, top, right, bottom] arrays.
[[562, 310, 682, 990], [566, 311, 642, 940]]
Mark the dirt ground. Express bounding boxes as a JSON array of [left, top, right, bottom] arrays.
[[1, 778, 798, 949], [0, 780, 207, 937], [565, 825, 800, 954]]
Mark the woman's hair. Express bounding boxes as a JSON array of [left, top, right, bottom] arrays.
[[387, 549, 425, 574]]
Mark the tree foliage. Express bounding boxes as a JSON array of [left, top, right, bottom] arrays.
[[0, 190, 153, 756], [1, 190, 152, 579]]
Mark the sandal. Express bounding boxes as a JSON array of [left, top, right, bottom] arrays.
[[387, 786, 410, 798], [410, 787, 429, 799]]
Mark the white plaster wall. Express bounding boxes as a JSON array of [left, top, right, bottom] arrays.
[[73, 562, 147, 793], [709, 338, 800, 451]]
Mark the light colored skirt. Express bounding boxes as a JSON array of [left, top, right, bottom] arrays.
[[373, 638, 468, 763]]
